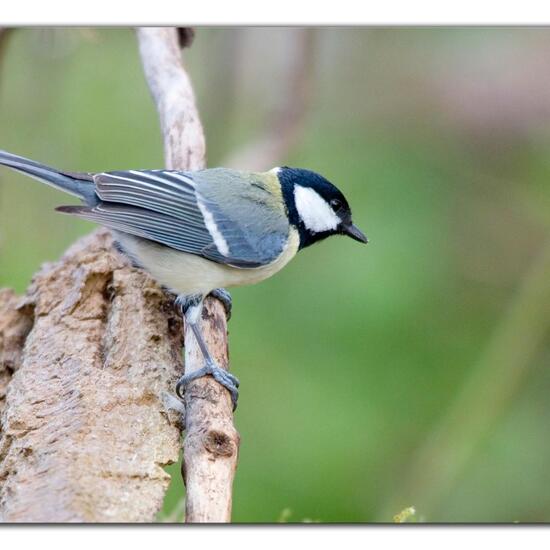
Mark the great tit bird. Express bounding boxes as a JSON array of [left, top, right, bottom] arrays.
[[0, 150, 367, 409]]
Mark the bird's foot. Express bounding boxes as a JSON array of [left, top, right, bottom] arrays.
[[176, 360, 240, 411], [174, 294, 202, 317], [209, 288, 232, 320]]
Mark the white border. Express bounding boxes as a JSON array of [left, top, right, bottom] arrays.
[[1, 0, 549, 540], [3, 0, 550, 25], [1, 525, 548, 550]]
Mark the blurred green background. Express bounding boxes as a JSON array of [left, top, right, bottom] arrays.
[[1, 28, 550, 523]]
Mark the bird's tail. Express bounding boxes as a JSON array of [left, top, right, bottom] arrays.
[[0, 149, 96, 203]]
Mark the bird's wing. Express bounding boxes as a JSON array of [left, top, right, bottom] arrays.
[[57, 169, 289, 269]]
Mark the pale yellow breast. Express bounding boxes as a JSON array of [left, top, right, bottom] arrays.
[[115, 229, 300, 297]]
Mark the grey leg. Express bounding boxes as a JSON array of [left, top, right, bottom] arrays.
[[209, 288, 232, 320], [175, 294, 240, 410]]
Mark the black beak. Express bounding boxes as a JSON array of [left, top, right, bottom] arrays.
[[343, 223, 368, 244]]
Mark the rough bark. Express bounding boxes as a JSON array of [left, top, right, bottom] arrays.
[[137, 27, 239, 523], [0, 289, 33, 418], [0, 229, 183, 522], [0, 25, 239, 524]]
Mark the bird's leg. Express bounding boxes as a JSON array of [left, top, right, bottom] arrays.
[[175, 294, 240, 410], [209, 288, 232, 320]]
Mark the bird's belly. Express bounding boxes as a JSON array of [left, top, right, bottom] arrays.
[[114, 230, 299, 296]]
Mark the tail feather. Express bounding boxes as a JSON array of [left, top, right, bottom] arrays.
[[0, 150, 97, 204]]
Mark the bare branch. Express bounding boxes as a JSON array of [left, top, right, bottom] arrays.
[[0, 25, 238, 524], [137, 27, 205, 171], [137, 27, 240, 524]]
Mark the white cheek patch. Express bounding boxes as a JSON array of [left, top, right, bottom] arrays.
[[294, 185, 340, 233]]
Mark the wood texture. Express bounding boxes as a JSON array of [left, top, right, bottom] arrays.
[[0, 230, 183, 522], [137, 27, 205, 171], [0, 26, 239, 524], [137, 27, 240, 523]]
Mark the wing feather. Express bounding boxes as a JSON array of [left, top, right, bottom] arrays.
[[59, 169, 289, 268], [57, 203, 212, 252], [94, 171, 204, 224]]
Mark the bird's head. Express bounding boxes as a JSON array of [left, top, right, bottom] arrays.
[[276, 166, 368, 249]]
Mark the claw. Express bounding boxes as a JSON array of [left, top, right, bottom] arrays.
[[176, 362, 240, 411], [175, 292, 239, 410], [209, 288, 232, 320]]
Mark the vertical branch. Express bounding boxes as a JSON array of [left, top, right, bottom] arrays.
[[0, 30, 184, 523], [136, 27, 240, 524], [137, 27, 205, 171]]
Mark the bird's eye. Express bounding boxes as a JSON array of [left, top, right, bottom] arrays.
[[330, 199, 342, 211]]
